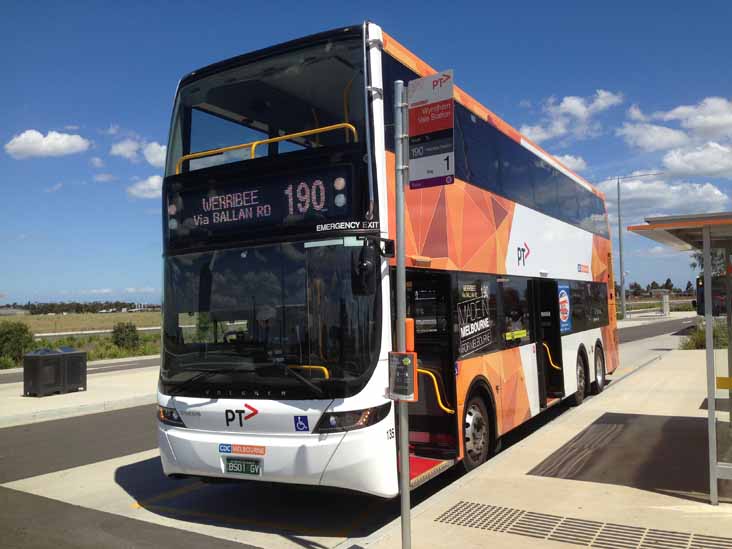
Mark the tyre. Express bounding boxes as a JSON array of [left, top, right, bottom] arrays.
[[462, 396, 491, 472], [568, 353, 587, 406], [591, 346, 605, 395]]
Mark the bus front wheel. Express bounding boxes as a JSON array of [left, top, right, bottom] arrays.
[[462, 396, 490, 471]]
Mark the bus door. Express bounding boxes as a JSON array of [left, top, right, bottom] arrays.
[[404, 270, 457, 458], [530, 279, 564, 406]]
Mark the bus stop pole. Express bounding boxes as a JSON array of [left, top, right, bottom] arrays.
[[703, 226, 718, 505], [394, 79, 411, 548]]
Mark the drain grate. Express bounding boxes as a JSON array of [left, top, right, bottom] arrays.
[[435, 501, 731, 549]]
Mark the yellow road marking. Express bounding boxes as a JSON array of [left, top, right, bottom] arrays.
[[145, 503, 352, 537], [131, 481, 207, 509]]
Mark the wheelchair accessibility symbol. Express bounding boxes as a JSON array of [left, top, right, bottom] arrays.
[[294, 415, 309, 432]]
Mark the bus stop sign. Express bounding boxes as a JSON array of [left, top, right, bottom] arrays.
[[407, 70, 454, 189]]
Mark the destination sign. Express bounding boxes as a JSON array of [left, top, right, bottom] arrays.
[[167, 165, 353, 240]]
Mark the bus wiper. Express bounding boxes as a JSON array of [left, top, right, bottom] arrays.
[[166, 368, 250, 396], [276, 360, 324, 397]]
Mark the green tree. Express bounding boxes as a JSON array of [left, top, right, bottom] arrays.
[[650, 280, 660, 290], [112, 322, 140, 349], [663, 278, 673, 290], [690, 250, 727, 276], [685, 280, 694, 294], [0, 321, 34, 365]]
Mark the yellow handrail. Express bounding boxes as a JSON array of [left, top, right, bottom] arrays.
[[542, 342, 562, 371], [175, 122, 359, 174], [417, 368, 455, 414], [287, 365, 330, 379]]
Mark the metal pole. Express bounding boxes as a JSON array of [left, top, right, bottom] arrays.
[[617, 177, 627, 319], [394, 79, 411, 548], [703, 227, 718, 505]]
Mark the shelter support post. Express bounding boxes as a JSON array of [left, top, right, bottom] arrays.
[[703, 227, 718, 505]]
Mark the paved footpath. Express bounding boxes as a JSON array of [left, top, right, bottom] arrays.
[[365, 349, 732, 548]]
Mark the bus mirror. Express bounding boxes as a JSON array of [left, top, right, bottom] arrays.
[[352, 241, 378, 295], [405, 318, 415, 352]]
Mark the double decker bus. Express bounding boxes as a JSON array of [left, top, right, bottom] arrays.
[[158, 22, 619, 498]]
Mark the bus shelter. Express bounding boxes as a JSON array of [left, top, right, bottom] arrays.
[[629, 212, 732, 504]]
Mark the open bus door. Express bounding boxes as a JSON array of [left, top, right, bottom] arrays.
[[396, 269, 458, 487], [530, 279, 564, 407]]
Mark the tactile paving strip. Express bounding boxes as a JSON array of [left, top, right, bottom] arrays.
[[434, 501, 732, 549]]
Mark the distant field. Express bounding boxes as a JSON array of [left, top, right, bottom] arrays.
[[5, 311, 161, 334]]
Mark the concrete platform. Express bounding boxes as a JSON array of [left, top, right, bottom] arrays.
[[0, 366, 158, 428], [367, 349, 732, 548]]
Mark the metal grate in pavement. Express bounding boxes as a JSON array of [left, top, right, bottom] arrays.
[[435, 501, 731, 549]]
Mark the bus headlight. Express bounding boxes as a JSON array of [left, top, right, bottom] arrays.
[[313, 402, 391, 433], [158, 405, 186, 427]]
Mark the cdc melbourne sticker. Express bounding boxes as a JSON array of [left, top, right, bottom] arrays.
[[558, 284, 572, 334]]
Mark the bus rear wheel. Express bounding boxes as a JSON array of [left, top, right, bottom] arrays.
[[591, 346, 605, 395], [462, 396, 490, 472], [569, 354, 587, 406]]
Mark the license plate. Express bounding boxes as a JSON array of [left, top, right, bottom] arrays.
[[225, 456, 261, 476]]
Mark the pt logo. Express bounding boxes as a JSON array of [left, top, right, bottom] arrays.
[[224, 404, 259, 427], [517, 242, 531, 267]]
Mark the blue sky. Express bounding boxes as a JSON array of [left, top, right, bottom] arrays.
[[2, 1, 731, 304]]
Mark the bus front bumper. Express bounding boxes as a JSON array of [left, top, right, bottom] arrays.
[[158, 423, 398, 498]]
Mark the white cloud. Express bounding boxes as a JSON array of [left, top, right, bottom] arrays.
[[64, 125, 80, 131], [86, 288, 113, 295], [90, 156, 104, 168], [143, 141, 166, 168], [93, 173, 116, 182], [102, 124, 120, 136], [127, 175, 162, 199], [554, 154, 587, 172], [124, 287, 156, 294], [45, 182, 63, 193], [598, 173, 731, 227], [655, 97, 732, 140], [627, 104, 649, 122], [4, 129, 91, 159], [663, 142, 732, 179], [520, 89, 623, 143], [616, 123, 689, 152], [111, 139, 166, 168], [110, 138, 142, 161]]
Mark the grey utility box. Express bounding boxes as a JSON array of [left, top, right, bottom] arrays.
[[23, 347, 87, 397]]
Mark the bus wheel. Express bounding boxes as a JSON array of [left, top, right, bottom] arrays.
[[462, 396, 490, 471], [591, 346, 605, 395], [569, 354, 587, 406]]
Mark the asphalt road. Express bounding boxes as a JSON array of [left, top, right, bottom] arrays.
[[0, 317, 696, 386], [617, 316, 697, 343], [0, 318, 691, 548], [0, 356, 160, 385]]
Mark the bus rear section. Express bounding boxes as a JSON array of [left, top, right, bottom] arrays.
[[157, 25, 400, 498]]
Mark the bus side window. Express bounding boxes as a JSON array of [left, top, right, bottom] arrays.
[[498, 277, 531, 347]]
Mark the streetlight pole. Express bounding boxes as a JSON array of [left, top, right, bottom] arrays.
[[617, 176, 627, 319], [596, 172, 664, 319]]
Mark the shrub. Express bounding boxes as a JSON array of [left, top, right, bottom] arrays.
[[680, 321, 728, 350], [0, 356, 16, 370], [112, 322, 140, 349], [0, 321, 35, 366]]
